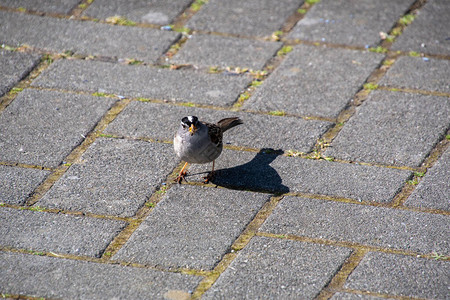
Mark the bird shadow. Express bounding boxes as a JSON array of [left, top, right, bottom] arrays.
[[204, 148, 290, 194]]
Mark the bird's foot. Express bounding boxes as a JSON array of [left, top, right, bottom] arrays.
[[175, 170, 187, 184], [203, 171, 215, 184]]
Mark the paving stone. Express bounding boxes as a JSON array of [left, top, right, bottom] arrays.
[[260, 196, 449, 254], [392, 0, 450, 55], [0, 0, 80, 14], [0, 50, 40, 97], [38, 138, 178, 218], [331, 293, 389, 300], [0, 11, 179, 62], [379, 56, 450, 93], [203, 236, 352, 299], [345, 252, 450, 299], [324, 90, 450, 167], [0, 165, 50, 205], [0, 89, 115, 168], [243, 44, 384, 119], [171, 34, 281, 70], [0, 251, 201, 299], [288, 0, 414, 47], [405, 148, 450, 211], [114, 185, 269, 270], [186, 0, 303, 37], [105, 101, 333, 152], [187, 149, 411, 202], [0, 207, 126, 257], [32, 59, 251, 106], [83, 0, 192, 25]]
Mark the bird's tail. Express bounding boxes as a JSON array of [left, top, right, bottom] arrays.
[[217, 117, 243, 132]]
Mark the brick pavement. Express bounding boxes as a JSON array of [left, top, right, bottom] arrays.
[[0, 0, 449, 299]]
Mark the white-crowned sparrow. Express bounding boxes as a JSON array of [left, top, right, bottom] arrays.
[[174, 115, 243, 183]]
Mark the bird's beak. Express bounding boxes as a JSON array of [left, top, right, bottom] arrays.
[[189, 124, 197, 135]]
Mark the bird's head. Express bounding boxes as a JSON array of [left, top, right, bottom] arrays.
[[181, 116, 199, 136]]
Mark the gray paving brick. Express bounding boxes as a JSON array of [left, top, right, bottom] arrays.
[[0, 251, 201, 299], [379, 56, 450, 93], [324, 90, 450, 167], [203, 236, 352, 299], [345, 252, 450, 299], [405, 148, 450, 211], [188, 149, 411, 202], [0, 207, 126, 257], [289, 0, 414, 47], [0, 165, 50, 205], [392, 0, 450, 55], [114, 185, 269, 270], [83, 0, 192, 25], [331, 293, 389, 300], [38, 138, 178, 218], [0, 11, 179, 62], [0, 0, 80, 14], [32, 59, 251, 106], [260, 196, 449, 254], [0, 89, 115, 168], [0, 50, 40, 97], [104, 101, 332, 152], [243, 45, 384, 118], [171, 34, 281, 70], [186, 0, 302, 37]]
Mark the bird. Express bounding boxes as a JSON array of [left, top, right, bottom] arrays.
[[173, 115, 243, 184]]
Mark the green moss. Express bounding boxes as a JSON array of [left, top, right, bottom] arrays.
[[208, 66, 221, 74], [238, 91, 250, 102], [297, 8, 307, 14], [277, 45, 293, 56], [306, 0, 320, 4], [92, 92, 107, 97], [268, 110, 285, 116], [0, 44, 17, 51], [191, 0, 208, 11], [363, 83, 379, 90], [250, 80, 263, 87], [409, 51, 421, 57], [127, 59, 143, 65], [174, 26, 191, 34], [391, 27, 402, 37], [399, 14, 415, 26], [368, 46, 388, 53], [99, 134, 115, 138], [407, 179, 418, 185], [29, 206, 45, 212], [180, 102, 195, 107], [10, 87, 23, 94], [105, 16, 136, 26], [446, 134, 450, 140], [17, 7, 26, 12], [414, 171, 425, 177], [78, 3, 87, 9]]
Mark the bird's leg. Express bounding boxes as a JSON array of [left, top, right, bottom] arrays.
[[203, 160, 215, 183], [175, 162, 189, 184]]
